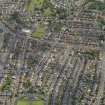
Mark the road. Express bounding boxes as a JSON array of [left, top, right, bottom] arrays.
[[93, 43, 105, 105]]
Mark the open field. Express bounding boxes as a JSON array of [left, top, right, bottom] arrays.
[[43, 7, 53, 17], [17, 100, 29, 105], [32, 24, 46, 38], [32, 100, 44, 105], [26, 0, 44, 12], [16, 99, 44, 105]]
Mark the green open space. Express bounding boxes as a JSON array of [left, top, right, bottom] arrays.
[[81, 50, 99, 60], [97, 16, 105, 27], [32, 100, 44, 105], [32, 24, 46, 38], [43, 7, 56, 17], [16, 98, 44, 105], [43, 7, 53, 17], [0, 75, 12, 92], [17, 100, 29, 105], [89, 1, 105, 11], [25, 0, 57, 17], [26, 0, 44, 13]]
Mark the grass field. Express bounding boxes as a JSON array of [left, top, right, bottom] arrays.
[[16, 99, 44, 105], [43, 8, 53, 17], [26, 0, 44, 12], [17, 100, 29, 105], [32, 100, 44, 105], [32, 24, 46, 38]]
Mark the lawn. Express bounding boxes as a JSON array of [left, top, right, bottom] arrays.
[[32, 24, 46, 38], [26, 0, 44, 12], [32, 99, 44, 105], [16, 99, 44, 105], [17, 100, 29, 105], [43, 8, 53, 17]]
